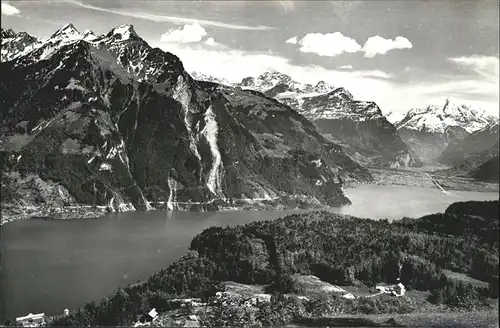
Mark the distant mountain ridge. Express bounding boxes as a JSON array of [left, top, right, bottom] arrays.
[[438, 122, 499, 167], [191, 70, 421, 168], [395, 98, 497, 134], [1, 24, 373, 221], [393, 99, 498, 164]]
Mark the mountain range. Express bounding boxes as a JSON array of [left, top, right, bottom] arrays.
[[1, 23, 498, 220], [0, 24, 373, 218], [195, 70, 422, 168], [194, 71, 498, 172]]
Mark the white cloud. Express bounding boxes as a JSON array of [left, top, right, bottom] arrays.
[[448, 55, 499, 81], [160, 23, 208, 43], [362, 36, 413, 58], [289, 32, 362, 57], [1, 2, 21, 16], [339, 65, 353, 69], [204, 37, 216, 46], [288, 33, 413, 58], [286, 36, 298, 45], [64, 0, 275, 30]]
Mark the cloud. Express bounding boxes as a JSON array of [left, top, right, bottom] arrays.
[[160, 23, 226, 49], [64, 0, 274, 30], [288, 32, 362, 57], [362, 36, 413, 58], [339, 65, 353, 69], [161, 23, 207, 43], [287, 32, 413, 58], [1, 2, 21, 16], [447, 55, 499, 81], [204, 37, 225, 48], [286, 36, 298, 45]]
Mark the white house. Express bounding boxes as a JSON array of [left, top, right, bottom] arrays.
[[375, 283, 406, 297], [342, 293, 356, 300], [16, 313, 46, 327], [392, 283, 406, 297]]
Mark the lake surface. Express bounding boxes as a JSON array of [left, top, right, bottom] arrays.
[[1, 184, 498, 321]]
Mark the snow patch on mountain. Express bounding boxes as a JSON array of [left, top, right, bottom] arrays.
[[190, 71, 231, 86]]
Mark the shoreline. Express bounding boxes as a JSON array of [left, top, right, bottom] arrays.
[[2, 173, 498, 226], [0, 199, 335, 227]]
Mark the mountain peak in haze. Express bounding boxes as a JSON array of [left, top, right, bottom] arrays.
[[395, 98, 497, 133]]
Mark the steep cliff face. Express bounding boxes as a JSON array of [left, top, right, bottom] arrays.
[[397, 126, 470, 164], [435, 123, 499, 181], [438, 123, 499, 167], [469, 155, 499, 182], [1, 25, 372, 216]]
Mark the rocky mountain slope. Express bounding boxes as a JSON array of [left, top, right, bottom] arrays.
[[436, 123, 499, 181], [394, 99, 497, 163], [192, 71, 420, 168], [288, 88, 422, 168], [438, 123, 499, 166], [1, 28, 40, 62], [0, 25, 372, 219], [468, 155, 499, 182]]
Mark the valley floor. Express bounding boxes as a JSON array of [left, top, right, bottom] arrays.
[[367, 166, 499, 193]]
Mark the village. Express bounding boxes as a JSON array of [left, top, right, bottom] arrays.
[[12, 277, 406, 328]]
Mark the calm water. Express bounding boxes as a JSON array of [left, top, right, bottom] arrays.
[[1, 184, 498, 321]]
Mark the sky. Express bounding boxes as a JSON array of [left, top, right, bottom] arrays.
[[1, 0, 499, 117]]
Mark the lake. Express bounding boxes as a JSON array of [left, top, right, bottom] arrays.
[[1, 184, 498, 321]]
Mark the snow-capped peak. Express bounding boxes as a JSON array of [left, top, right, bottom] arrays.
[[50, 23, 80, 39], [1, 28, 41, 62], [329, 87, 354, 100], [237, 70, 335, 95], [108, 25, 138, 41], [82, 29, 98, 41], [1, 28, 17, 39], [190, 72, 231, 85], [395, 98, 497, 133], [315, 81, 332, 93]]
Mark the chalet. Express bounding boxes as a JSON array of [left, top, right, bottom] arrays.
[[392, 283, 406, 297], [375, 283, 406, 297], [16, 313, 46, 327], [342, 293, 356, 300]]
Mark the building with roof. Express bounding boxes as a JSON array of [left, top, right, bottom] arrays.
[[15, 313, 46, 327]]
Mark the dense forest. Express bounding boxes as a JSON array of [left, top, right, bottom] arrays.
[[8, 200, 496, 327]]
